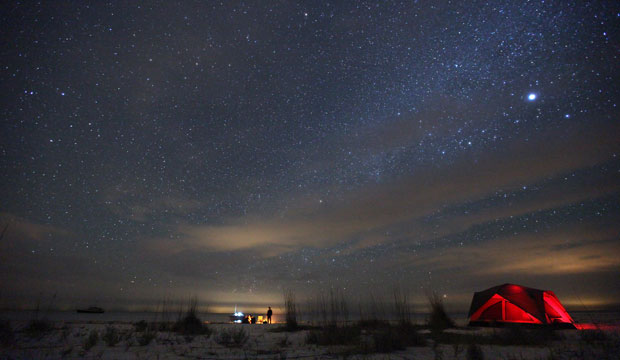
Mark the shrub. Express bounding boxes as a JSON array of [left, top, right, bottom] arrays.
[[25, 318, 52, 338], [427, 293, 454, 335], [0, 319, 14, 346], [217, 329, 231, 346], [134, 320, 148, 332], [467, 343, 484, 360], [102, 326, 120, 346], [489, 326, 560, 346], [367, 323, 426, 353], [60, 325, 71, 341], [279, 334, 289, 347], [452, 342, 464, 358], [308, 322, 425, 353], [157, 322, 174, 331], [173, 297, 210, 335], [174, 311, 209, 335], [217, 327, 249, 347], [133, 319, 159, 346], [370, 326, 406, 353], [138, 328, 156, 346], [83, 330, 99, 351], [306, 324, 360, 346], [61, 346, 73, 357], [433, 327, 559, 347], [232, 327, 249, 346], [396, 322, 426, 347], [580, 329, 608, 344]]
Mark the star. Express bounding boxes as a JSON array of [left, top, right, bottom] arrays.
[[1, 0, 617, 315]]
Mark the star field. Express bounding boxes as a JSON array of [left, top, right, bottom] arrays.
[[1, 1, 619, 310]]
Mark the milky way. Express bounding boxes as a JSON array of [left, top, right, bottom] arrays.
[[1, 1, 619, 311]]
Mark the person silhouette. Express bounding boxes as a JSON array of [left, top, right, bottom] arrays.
[[267, 306, 273, 324]]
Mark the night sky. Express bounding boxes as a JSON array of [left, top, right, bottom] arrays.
[[1, 1, 619, 313]]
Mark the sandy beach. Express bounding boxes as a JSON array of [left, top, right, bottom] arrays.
[[2, 317, 619, 359]]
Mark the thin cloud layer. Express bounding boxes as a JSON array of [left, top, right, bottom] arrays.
[[158, 122, 619, 257]]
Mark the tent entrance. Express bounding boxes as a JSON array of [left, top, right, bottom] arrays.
[[470, 294, 542, 324], [543, 292, 574, 324]]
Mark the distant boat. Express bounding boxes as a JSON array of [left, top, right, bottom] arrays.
[[76, 307, 105, 314]]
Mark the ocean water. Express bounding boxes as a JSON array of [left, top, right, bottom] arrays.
[[0, 310, 234, 324], [1, 310, 618, 326], [569, 310, 620, 325]]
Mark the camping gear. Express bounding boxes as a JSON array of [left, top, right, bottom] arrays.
[[468, 283, 575, 328]]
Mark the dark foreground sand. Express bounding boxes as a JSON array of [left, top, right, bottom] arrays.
[[1, 320, 619, 359]]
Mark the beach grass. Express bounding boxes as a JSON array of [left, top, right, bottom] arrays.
[[102, 326, 120, 347], [216, 326, 249, 347], [427, 292, 455, 336], [304, 287, 426, 354], [83, 329, 98, 351], [172, 296, 210, 336], [283, 290, 298, 331]]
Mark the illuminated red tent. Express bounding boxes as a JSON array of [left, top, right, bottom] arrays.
[[468, 283, 575, 328]]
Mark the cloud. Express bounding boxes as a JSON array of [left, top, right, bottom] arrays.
[[405, 225, 620, 277], [0, 213, 73, 249], [151, 120, 619, 258], [129, 121, 620, 311]]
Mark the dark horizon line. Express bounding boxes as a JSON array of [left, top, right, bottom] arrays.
[[2, 304, 619, 314]]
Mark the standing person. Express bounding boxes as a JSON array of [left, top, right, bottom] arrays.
[[267, 306, 273, 324]]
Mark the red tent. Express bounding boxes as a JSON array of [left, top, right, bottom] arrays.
[[468, 283, 575, 328]]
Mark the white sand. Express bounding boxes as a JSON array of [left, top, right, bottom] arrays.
[[2, 320, 618, 359]]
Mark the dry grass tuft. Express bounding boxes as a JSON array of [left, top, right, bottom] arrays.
[[83, 329, 98, 351], [173, 296, 210, 336], [102, 326, 120, 347], [25, 319, 53, 338], [216, 327, 249, 347], [427, 292, 454, 335], [284, 290, 298, 331]]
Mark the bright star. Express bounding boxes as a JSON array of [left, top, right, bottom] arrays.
[[527, 93, 537, 101]]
